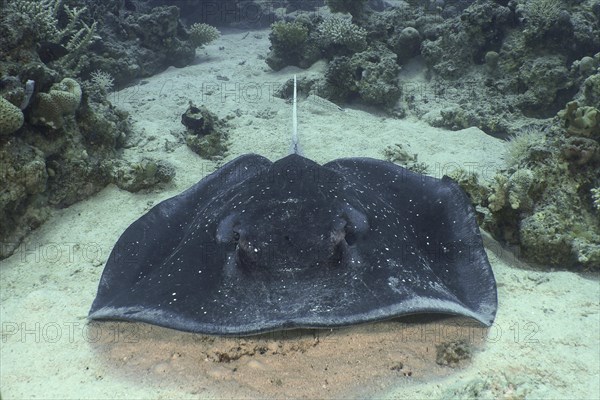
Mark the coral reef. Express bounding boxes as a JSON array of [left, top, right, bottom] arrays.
[[0, 138, 50, 258], [0, 97, 24, 136], [581, 70, 600, 106], [592, 188, 600, 211], [265, 19, 318, 71], [321, 44, 400, 107], [421, 1, 512, 79], [314, 15, 368, 57], [325, 0, 367, 19], [388, 27, 422, 65], [128, 6, 195, 70], [487, 169, 536, 212], [558, 101, 600, 138], [109, 158, 175, 193], [30, 78, 82, 129], [266, 14, 370, 71], [0, 0, 235, 259], [453, 115, 599, 269], [4, 0, 98, 75], [504, 128, 546, 168]]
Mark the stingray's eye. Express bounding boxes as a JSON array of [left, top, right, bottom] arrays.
[[334, 205, 369, 247], [216, 214, 240, 244], [344, 228, 357, 246]]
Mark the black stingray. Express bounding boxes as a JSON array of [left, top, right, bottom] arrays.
[[89, 153, 497, 335]]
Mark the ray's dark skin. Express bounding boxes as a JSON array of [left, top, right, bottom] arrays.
[[89, 154, 497, 335]]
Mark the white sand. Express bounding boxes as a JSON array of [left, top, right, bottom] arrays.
[[1, 29, 599, 399]]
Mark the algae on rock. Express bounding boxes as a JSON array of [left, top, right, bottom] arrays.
[[181, 103, 229, 160]]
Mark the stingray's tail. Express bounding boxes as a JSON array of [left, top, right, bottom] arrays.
[[290, 75, 303, 155]]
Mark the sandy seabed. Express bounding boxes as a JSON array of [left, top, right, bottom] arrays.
[[1, 29, 599, 399]]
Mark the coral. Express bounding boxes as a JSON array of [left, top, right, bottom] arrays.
[[325, 0, 367, 18], [505, 128, 546, 168], [388, 27, 421, 64], [186, 132, 228, 160], [188, 23, 220, 49], [506, 169, 535, 211], [181, 103, 228, 160], [582, 73, 600, 106], [0, 138, 50, 259], [0, 97, 24, 136], [73, 3, 195, 85], [59, 20, 98, 74], [516, 55, 572, 117], [577, 56, 597, 76], [520, 0, 575, 50], [4, 0, 61, 41], [382, 144, 429, 174], [485, 51, 500, 70], [314, 15, 368, 56], [522, 0, 563, 30], [77, 96, 130, 150], [479, 114, 600, 269], [487, 168, 535, 212], [30, 78, 82, 129], [438, 107, 470, 131], [445, 168, 489, 206], [519, 205, 576, 266], [266, 20, 319, 71], [181, 103, 217, 136], [487, 174, 509, 212], [592, 188, 600, 211], [421, 1, 511, 79], [110, 158, 175, 193], [271, 20, 309, 49], [323, 44, 400, 107], [88, 70, 114, 93], [561, 137, 599, 165], [557, 101, 600, 138], [5, 0, 96, 74], [129, 5, 194, 69]]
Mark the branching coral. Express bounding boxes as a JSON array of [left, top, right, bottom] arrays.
[[188, 23, 220, 49], [5, 0, 61, 40], [315, 15, 367, 54], [89, 70, 114, 93], [6, 0, 93, 44], [522, 0, 562, 28], [5, 0, 97, 74]]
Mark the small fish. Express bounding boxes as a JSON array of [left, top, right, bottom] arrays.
[[37, 41, 68, 63]]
